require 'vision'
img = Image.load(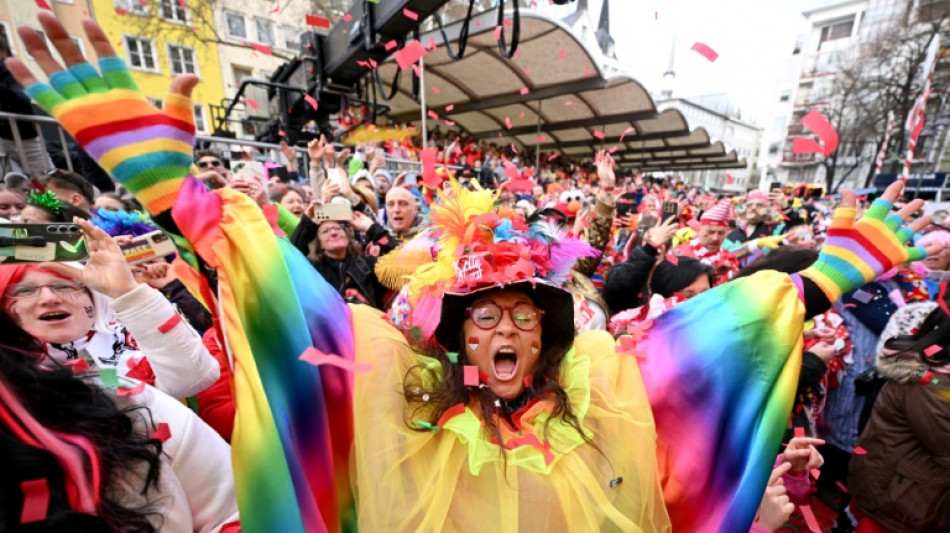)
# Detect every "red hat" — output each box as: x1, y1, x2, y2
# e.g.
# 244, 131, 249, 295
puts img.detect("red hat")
699, 199, 733, 227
